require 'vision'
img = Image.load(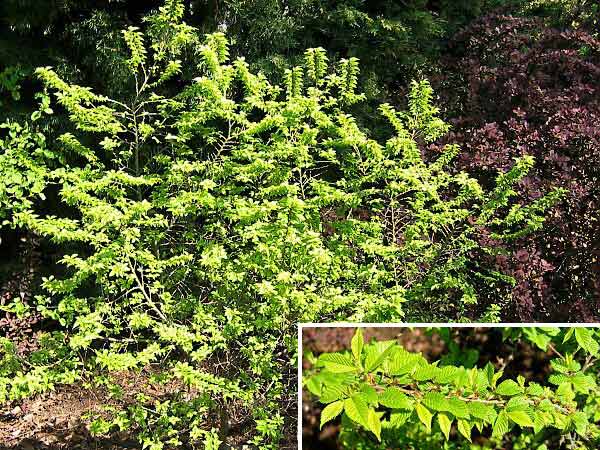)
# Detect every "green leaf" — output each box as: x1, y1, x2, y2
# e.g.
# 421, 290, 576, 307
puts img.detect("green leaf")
533, 410, 552, 434
320, 400, 344, 429
378, 388, 413, 410
447, 398, 469, 419
563, 328, 575, 344
550, 358, 580, 374
388, 412, 411, 428
495, 379, 523, 396
553, 411, 569, 430
386, 349, 427, 375
305, 377, 322, 396
435, 366, 461, 384
483, 362, 495, 385
457, 419, 472, 442
523, 328, 552, 351
359, 385, 378, 404
415, 403, 433, 432
437, 412, 452, 441
492, 410, 510, 439
422, 392, 449, 412
344, 395, 370, 429
469, 402, 495, 422
571, 411, 588, 436
320, 384, 347, 403
506, 396, 529, 412
548, 373, 570, 386
526, 382, 544, 396
508, 410, 534, 427
319, 353, 358, 373
367, 408, 382, 441
574, 328, 599, 356
351, 328, 364, 364
412, 364, 439, 381
571, 373, 596, 393
556, 382, 575, 403
365, 341, 396, 372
